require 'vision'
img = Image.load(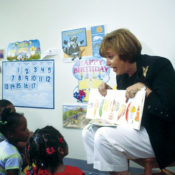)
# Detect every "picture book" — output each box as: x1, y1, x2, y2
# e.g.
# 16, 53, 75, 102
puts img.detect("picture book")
86, 88, 146, 130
